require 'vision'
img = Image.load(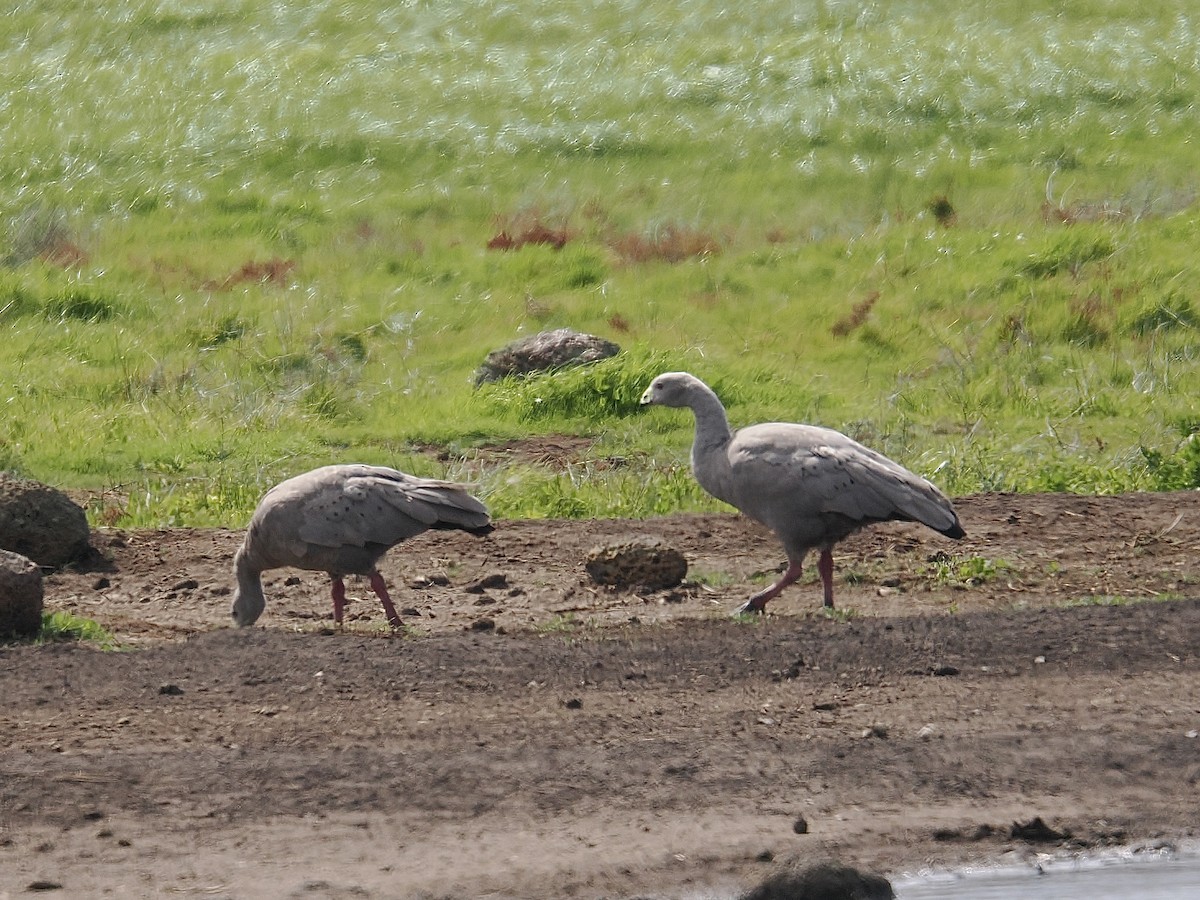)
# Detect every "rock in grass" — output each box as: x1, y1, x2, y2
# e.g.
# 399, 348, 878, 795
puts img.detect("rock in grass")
585, 536, 687, 590
0, 549, 44, 638
474, 328, 620, 385
740, 862, 894, 900
0, 474, 90, 568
